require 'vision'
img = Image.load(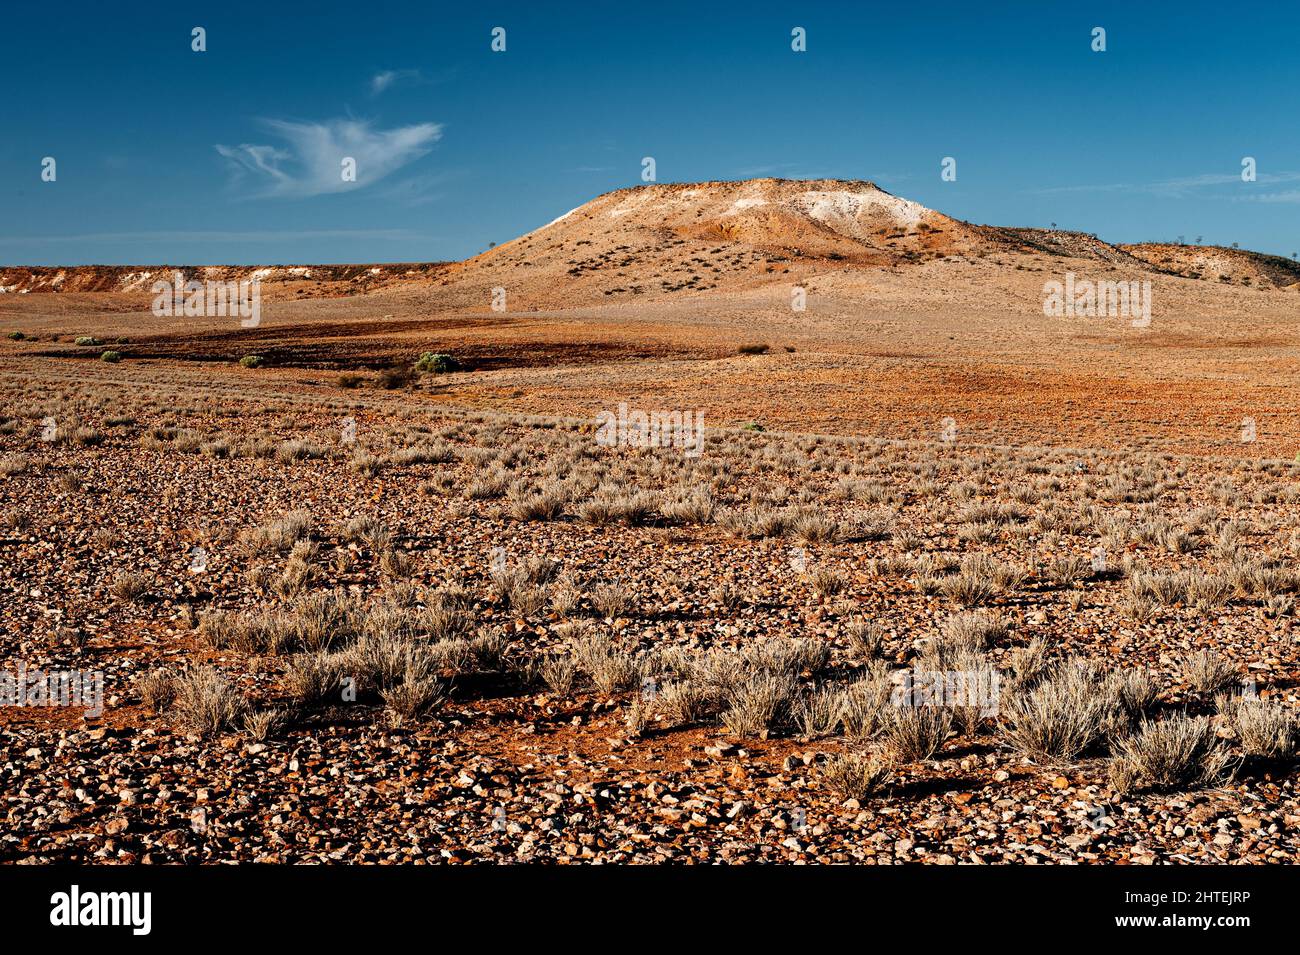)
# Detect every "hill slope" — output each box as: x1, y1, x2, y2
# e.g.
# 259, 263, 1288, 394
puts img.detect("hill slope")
5, 179, 1297, 308
1120, 243, 1300, 289
0, 263, 447, 297
406, 179, 1300, 307
434, 179, 989, 305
